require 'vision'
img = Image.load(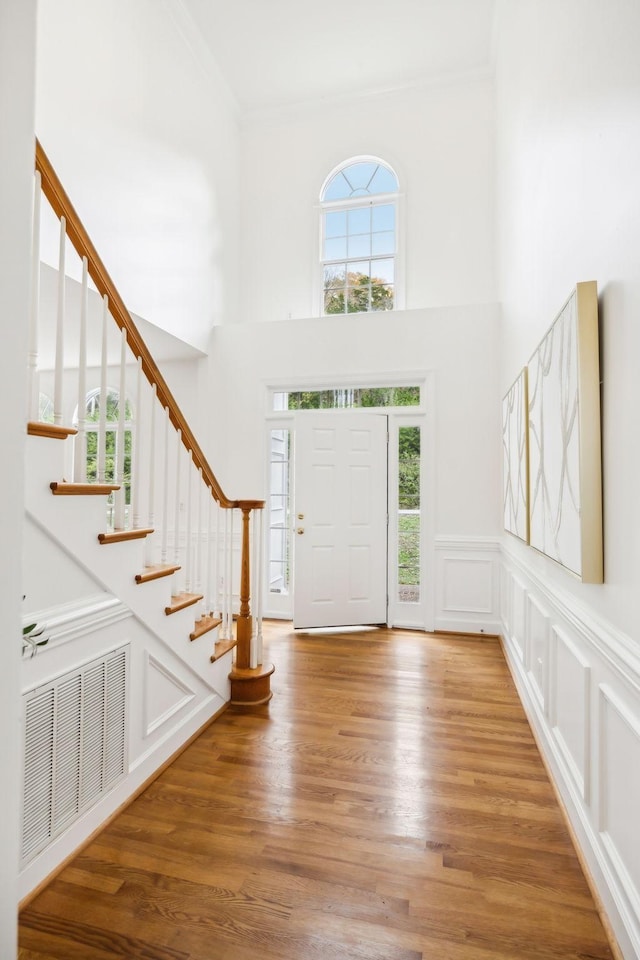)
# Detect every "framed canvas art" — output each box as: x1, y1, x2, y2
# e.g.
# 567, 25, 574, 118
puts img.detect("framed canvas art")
527, 281, 602, 582
503, 368, 529, 543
